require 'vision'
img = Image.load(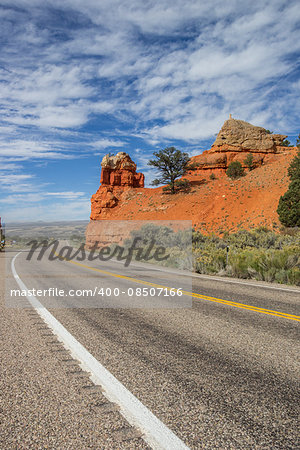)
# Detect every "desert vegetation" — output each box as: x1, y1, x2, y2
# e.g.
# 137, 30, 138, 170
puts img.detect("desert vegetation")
277, 139, 300, 227
162, 178, 191, 193
226, 161, 245, 179
125, 224, 300, 286
193, 227, 300, 285
244, 153, 254, 171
